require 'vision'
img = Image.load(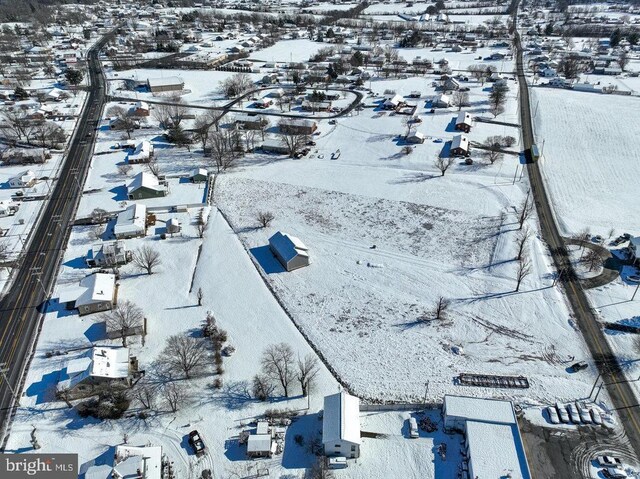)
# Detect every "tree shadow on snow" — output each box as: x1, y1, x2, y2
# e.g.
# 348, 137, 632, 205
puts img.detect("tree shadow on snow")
25, 370, 62, 404
110, 184, 128, 202
281, 413, 321, 469
78, 446, 116, 479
